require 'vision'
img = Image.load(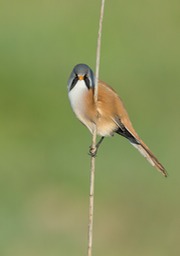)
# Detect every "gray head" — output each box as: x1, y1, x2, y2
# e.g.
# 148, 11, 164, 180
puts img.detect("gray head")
68, 64, 95, 91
